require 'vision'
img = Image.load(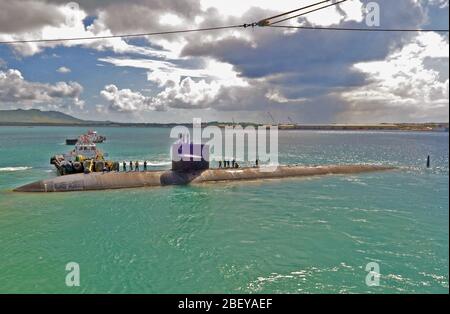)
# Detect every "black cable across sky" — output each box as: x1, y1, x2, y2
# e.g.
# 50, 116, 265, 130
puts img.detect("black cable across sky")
260, 0, 333, 22
0, 25, 244, 45
266, 0, 448, 32
268, 25, 450, 32
0, 0, 448, 45
0, 0, 334, 44
268, 0, 349, 25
